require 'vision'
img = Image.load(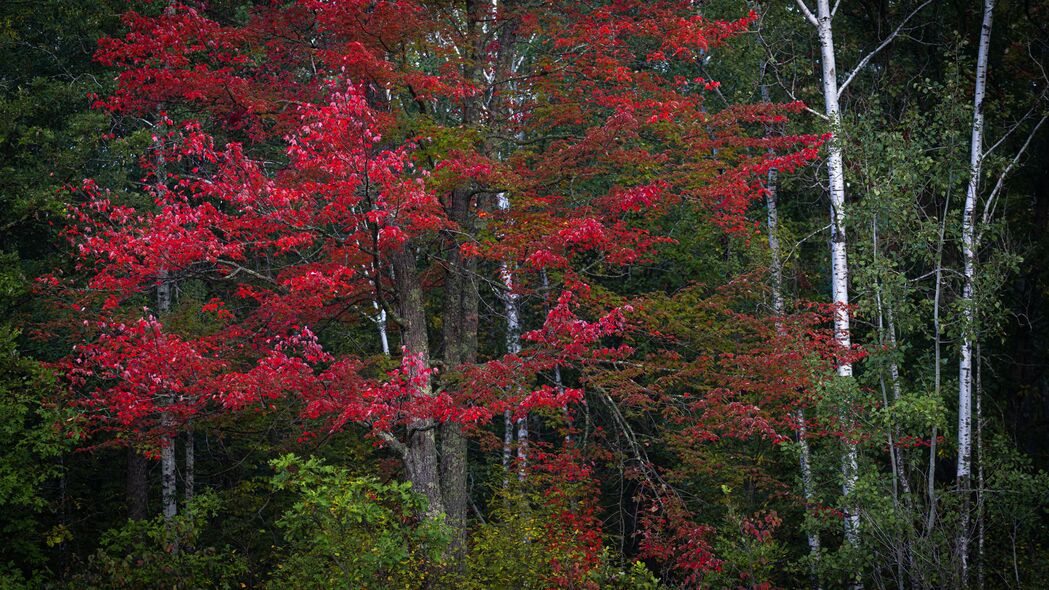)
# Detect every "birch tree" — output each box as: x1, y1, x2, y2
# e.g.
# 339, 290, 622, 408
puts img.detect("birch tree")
955, 0, 994, 580
793, 0, 862, 562
791, 4, 931, 573
759, 54, 822, 586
